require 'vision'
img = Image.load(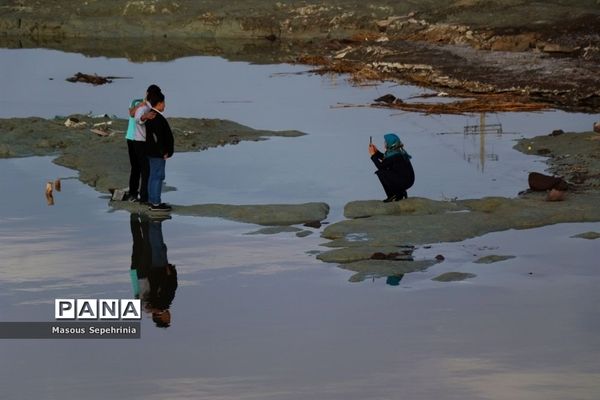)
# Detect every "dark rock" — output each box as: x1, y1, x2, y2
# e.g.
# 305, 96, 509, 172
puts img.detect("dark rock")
550, 129, 564, 136
528, 172, 568, 191
435, 254, 445, 261
375, 94, 402, 104
304, 221, 322, 229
